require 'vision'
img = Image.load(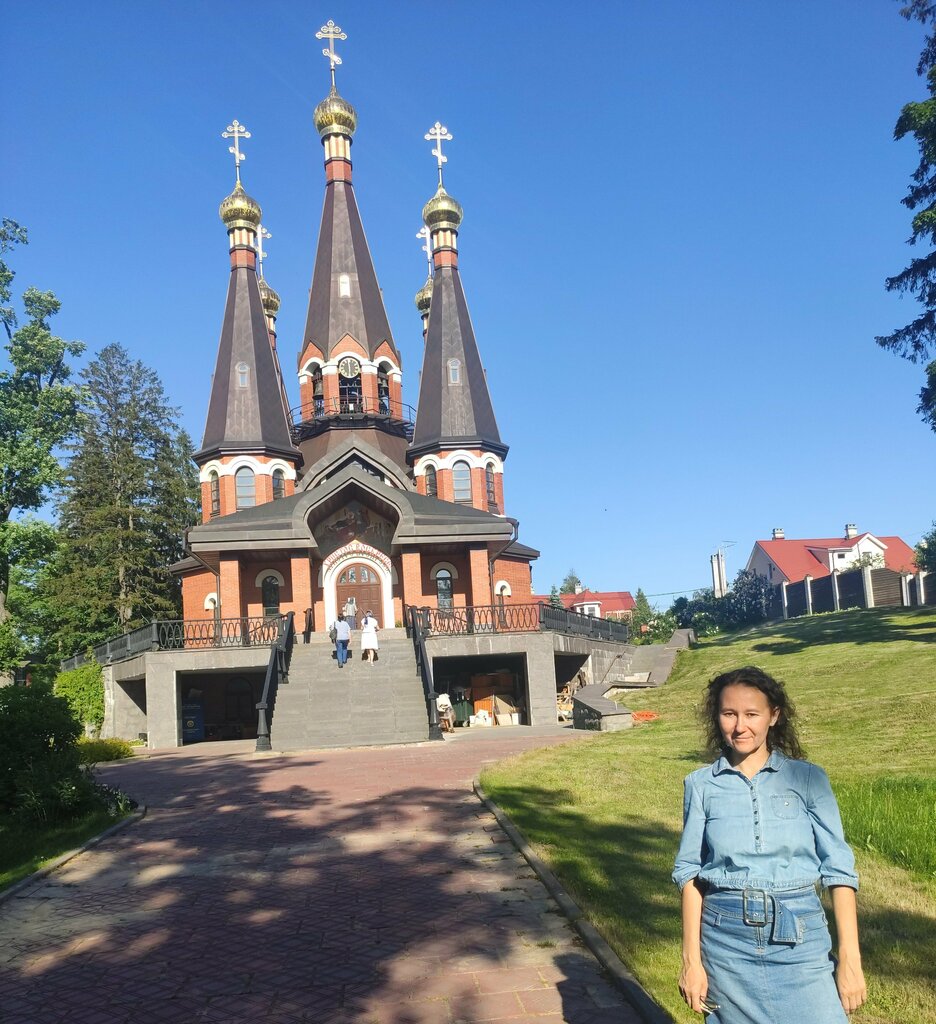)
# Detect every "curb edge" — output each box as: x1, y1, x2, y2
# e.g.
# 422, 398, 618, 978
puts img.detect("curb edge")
473, 776, 674, 1024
